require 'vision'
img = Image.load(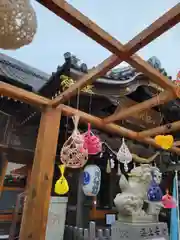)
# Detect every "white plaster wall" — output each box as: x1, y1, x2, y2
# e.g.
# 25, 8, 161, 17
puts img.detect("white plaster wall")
46, 197, 68, 240
6, 163, 25, 175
